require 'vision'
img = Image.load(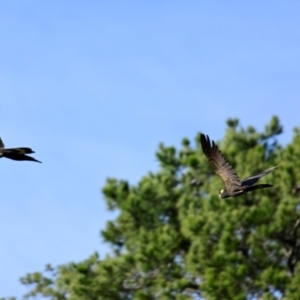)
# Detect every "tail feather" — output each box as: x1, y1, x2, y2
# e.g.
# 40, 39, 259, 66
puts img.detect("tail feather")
244, 184, 273, 192
4, 147, 35, 154
242, 166, 279, 186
